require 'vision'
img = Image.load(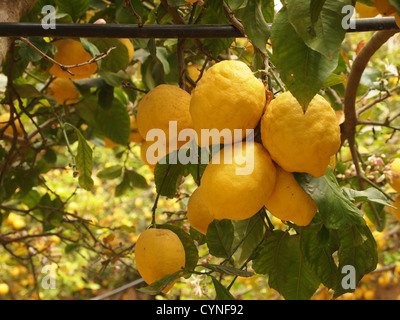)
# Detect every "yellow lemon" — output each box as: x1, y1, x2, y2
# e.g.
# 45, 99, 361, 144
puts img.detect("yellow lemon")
189, 60, 266, 147
329, 155, 336, 169
260, 91, 341, 177
135, 228, 185, 293
395, 12, 400, 28
129, 115, 144, 143
186, 187, 214, 235
0, 113, 23, 137
356, 2, 379, 18
200, 142, 276, 221
265, 165, 318, 226
186, 63, 202, 86
388, 194, 400, 222
49, 39, 97, 80
372, 0, 396, 16
118, 38, 134, 62
47, 78, 80, 105
233, 38, 254, 53
136, 84, 193, 144
0, 283, 9, 295
385, 158, 400, 193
